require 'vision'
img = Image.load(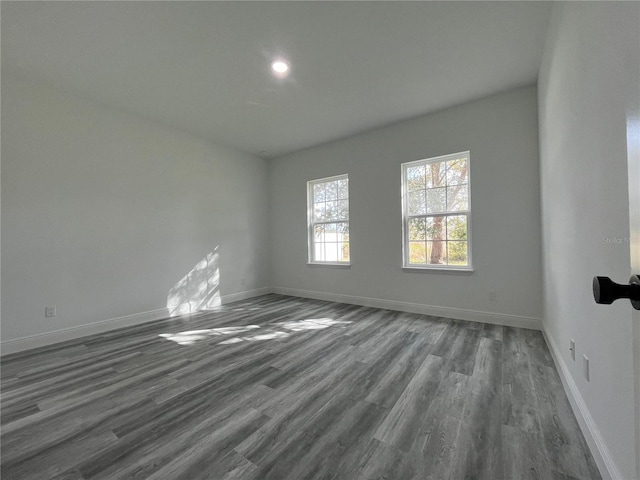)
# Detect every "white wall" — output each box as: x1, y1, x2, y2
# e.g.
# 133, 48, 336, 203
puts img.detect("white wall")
538, 3, 639, 478
1, 73, 270, 351
269, 86, 542, 327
